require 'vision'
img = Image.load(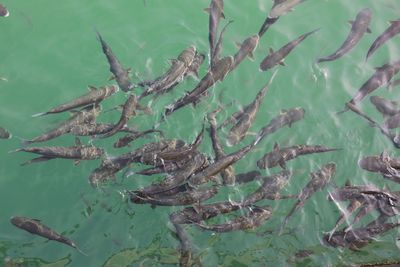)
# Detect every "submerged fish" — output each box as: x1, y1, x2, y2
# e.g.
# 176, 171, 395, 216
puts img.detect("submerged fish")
257, 143, 339, 169
317, 8, 372, 63
10, 216, 86, 255
370, 95, 400, 117
0, 127, 11, 139
194, 206, 272, 233
212, 20, 233, 68
113, 129, 163, 148
258, 0, 289, 37
205, 0, 225, 68
230, 35, 259, 71
96, 31, 134, 92
260, 29, 319, 71
366, 19, 400, 61
173, 223, 193, 267
32, 85, 117, 117
70, 123, 140, 136
12, 138, 103, 165
280, 163, 336, 234
0, 4, 9, 17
